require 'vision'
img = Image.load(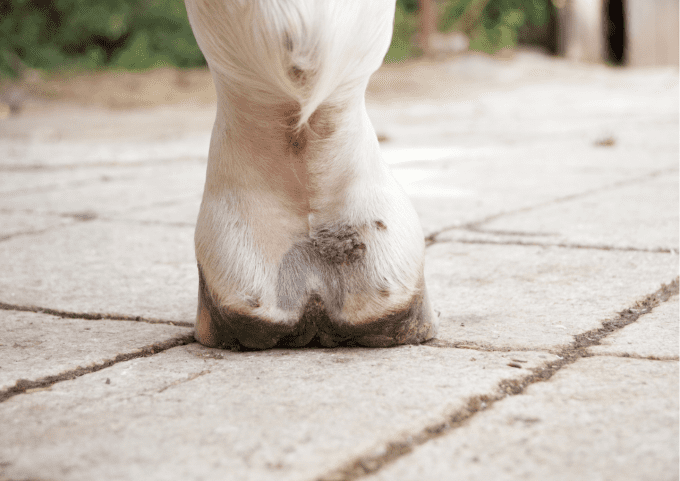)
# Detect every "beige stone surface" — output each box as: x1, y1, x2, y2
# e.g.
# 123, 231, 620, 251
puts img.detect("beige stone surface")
0, 55, 677, 481
0, 344, 555, 481
0, 310, 192, 391
0, 212, 75, 239
0, 161, 205, 219
0, 105, 213, 168
371, 62, 678, 236
389, 139, 678, 236
474, 173, 679, 251
366, 356, 679, 481
0, 167, 114, 196
0, 221, 197, 324
117, 196, 202, 225
426, 242, 678, 350
589, 295, 679, 359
